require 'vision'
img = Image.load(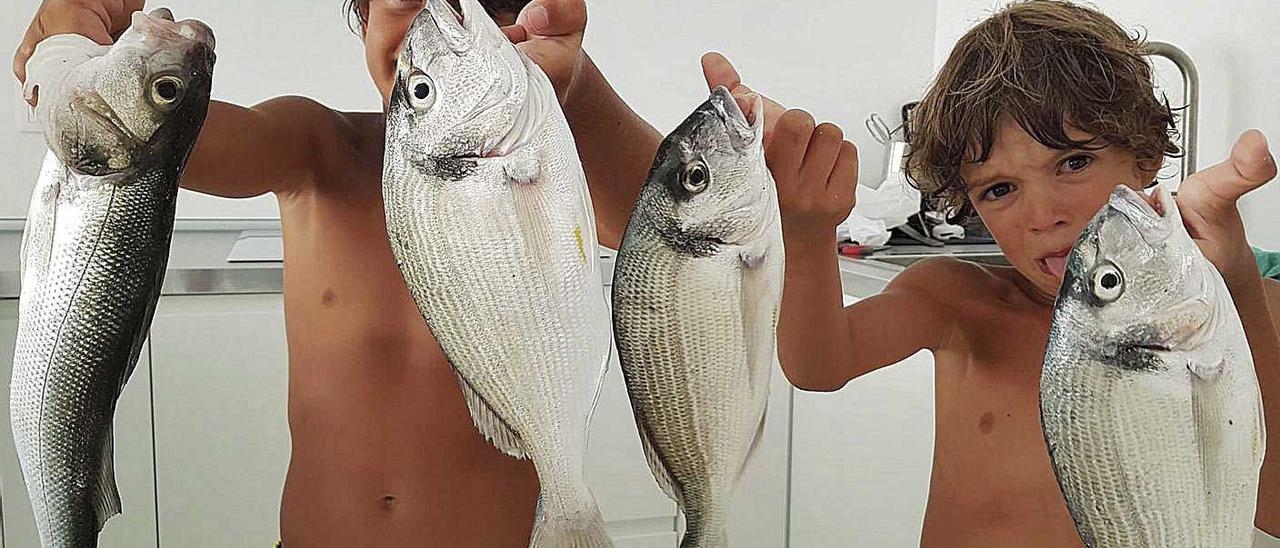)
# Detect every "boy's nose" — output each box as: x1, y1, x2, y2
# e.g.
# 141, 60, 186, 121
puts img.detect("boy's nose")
1026, 196, 1070, 234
